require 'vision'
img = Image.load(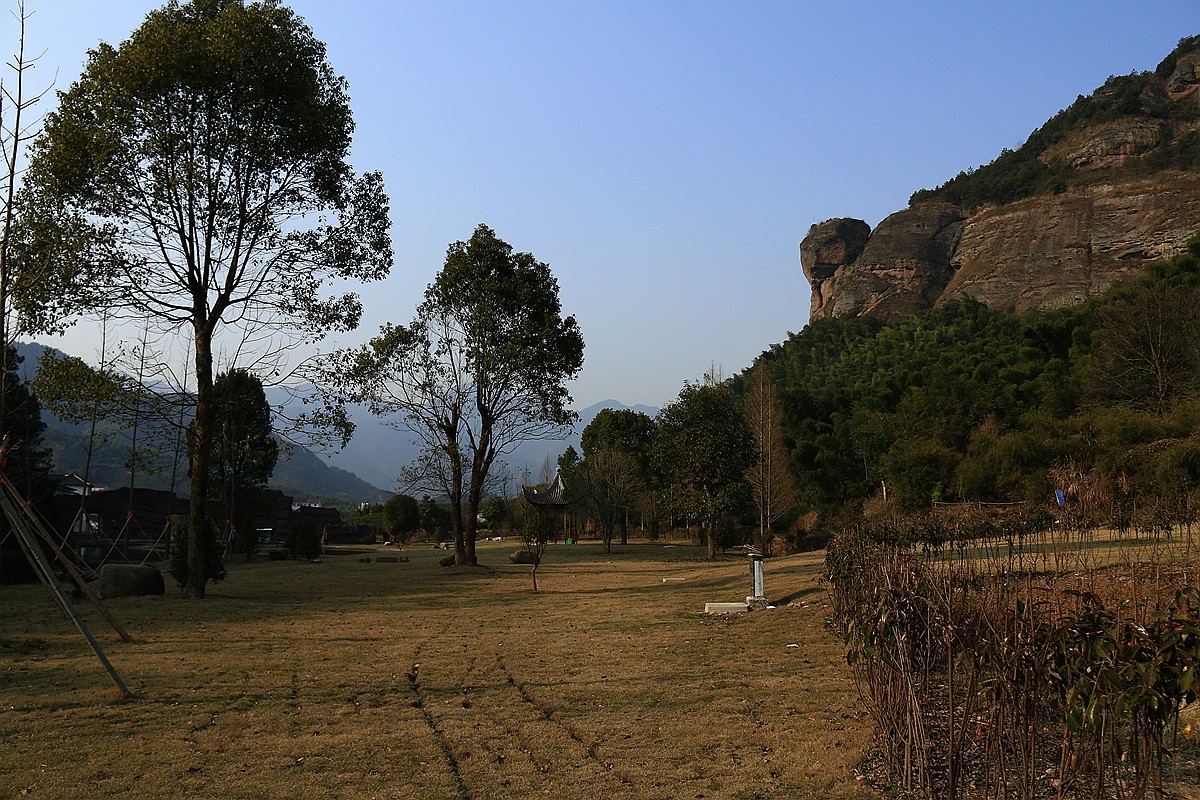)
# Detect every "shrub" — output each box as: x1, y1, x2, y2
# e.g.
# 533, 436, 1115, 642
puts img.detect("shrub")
795, 530, 833, 552
168, 518, 226, 590
288, 519, 322, 561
